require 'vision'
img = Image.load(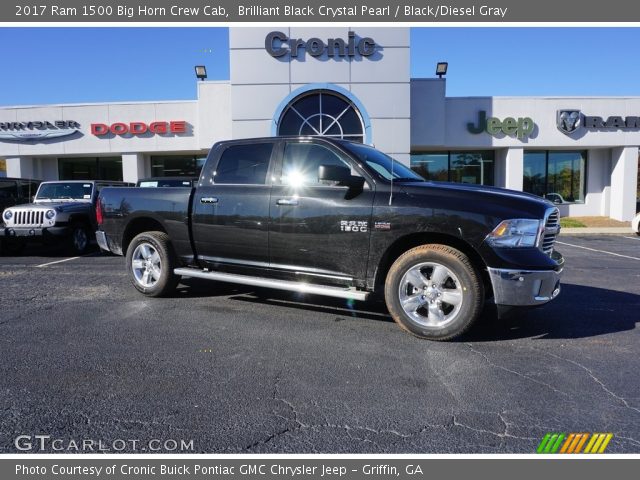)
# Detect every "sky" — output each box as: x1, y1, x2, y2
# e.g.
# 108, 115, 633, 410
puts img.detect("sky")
1, 27, 639, 106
